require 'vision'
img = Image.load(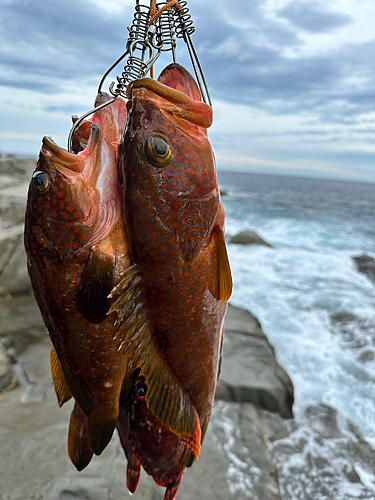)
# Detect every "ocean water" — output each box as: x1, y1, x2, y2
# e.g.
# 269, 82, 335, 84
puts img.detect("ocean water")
218, 171, 375, 444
